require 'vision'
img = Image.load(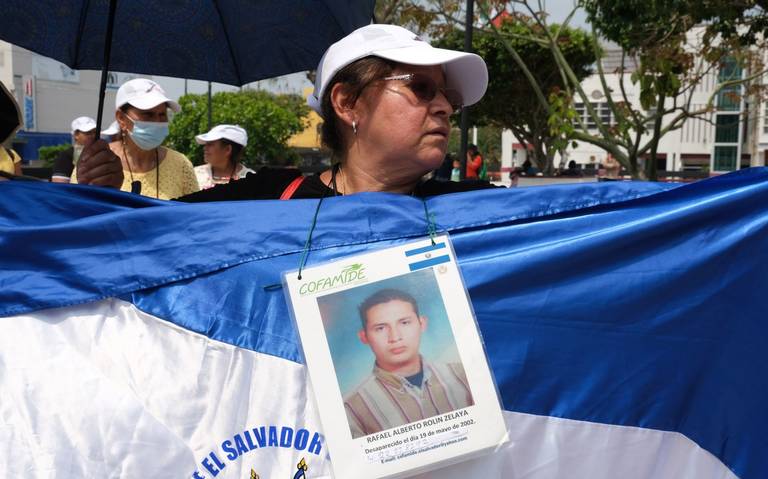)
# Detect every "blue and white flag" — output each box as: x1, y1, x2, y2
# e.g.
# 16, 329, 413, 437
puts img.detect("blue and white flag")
1, 169, 767, 478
